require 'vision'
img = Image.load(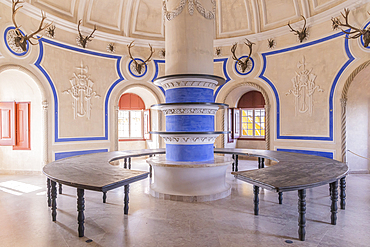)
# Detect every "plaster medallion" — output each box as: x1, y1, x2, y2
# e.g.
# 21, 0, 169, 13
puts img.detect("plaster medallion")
163, 0, 215, 21
286, 56, 323, 116
234, 56, 254, 76
63, 62, 100, 119
5, 27, 28, 55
